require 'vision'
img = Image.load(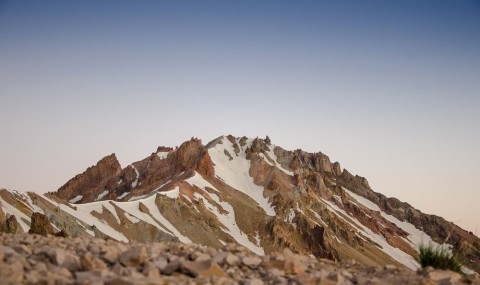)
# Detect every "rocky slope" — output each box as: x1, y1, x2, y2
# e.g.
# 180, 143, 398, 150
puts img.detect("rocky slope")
1, 233, 478, 285
1, 135, 479, 274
